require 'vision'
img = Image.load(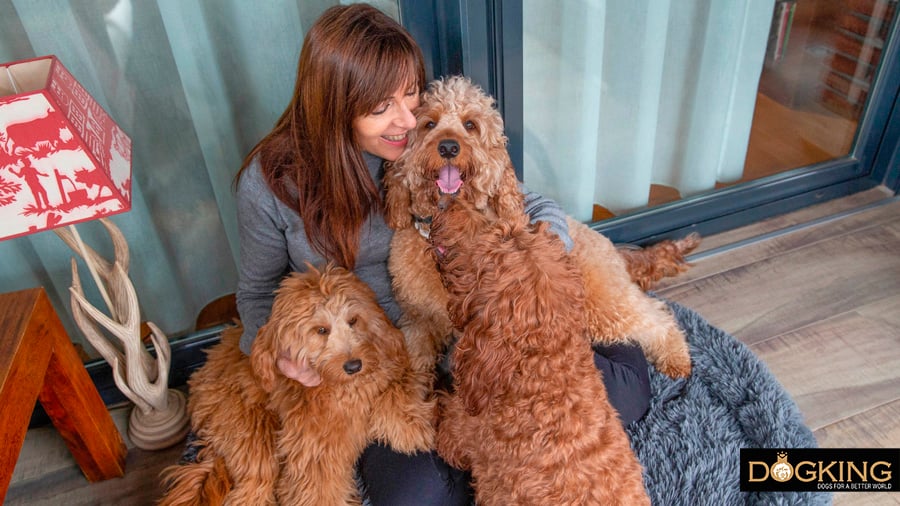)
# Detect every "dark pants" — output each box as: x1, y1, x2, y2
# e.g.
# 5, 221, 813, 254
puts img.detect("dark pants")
358, 342, 651, 506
